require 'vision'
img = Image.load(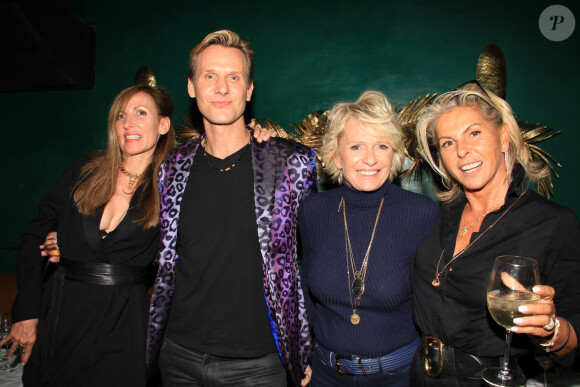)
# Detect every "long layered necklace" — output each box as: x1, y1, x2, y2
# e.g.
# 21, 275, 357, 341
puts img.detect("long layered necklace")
340, 196, 384, 325
432, 189, 528, 287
